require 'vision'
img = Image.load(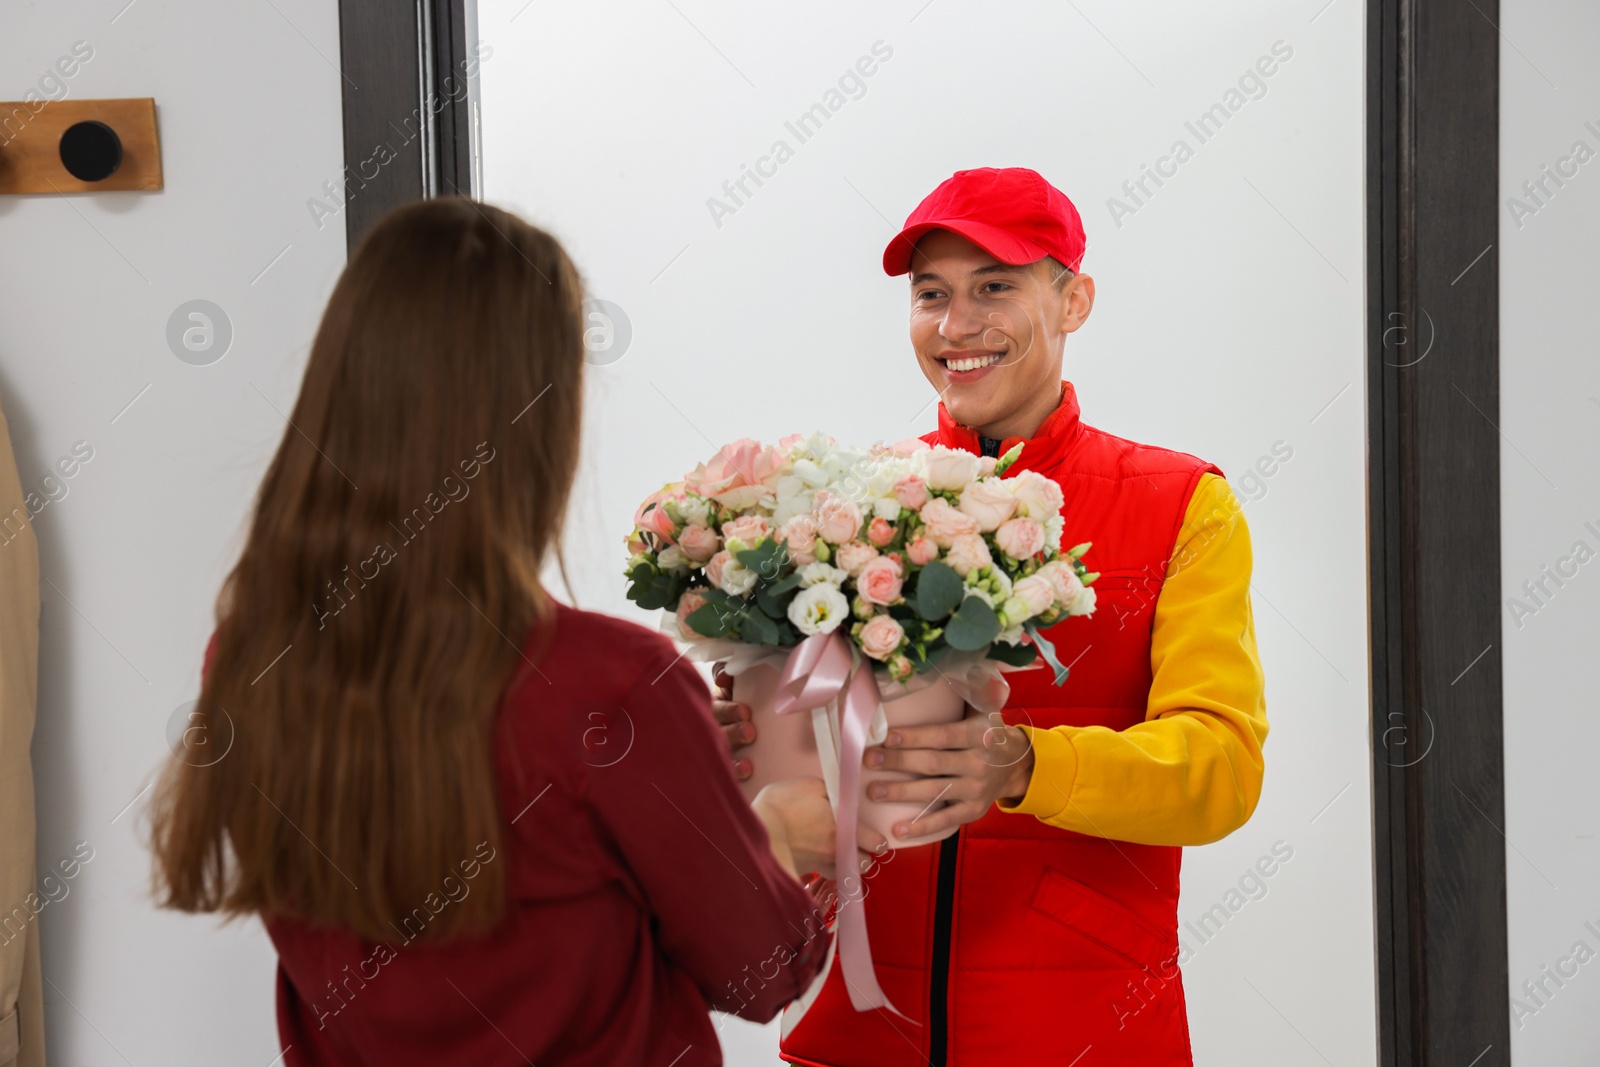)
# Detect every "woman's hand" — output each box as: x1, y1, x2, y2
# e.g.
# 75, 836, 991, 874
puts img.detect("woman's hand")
751, 778, 892, 881
752, 777, 833, 878
711, 663, 756, 781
